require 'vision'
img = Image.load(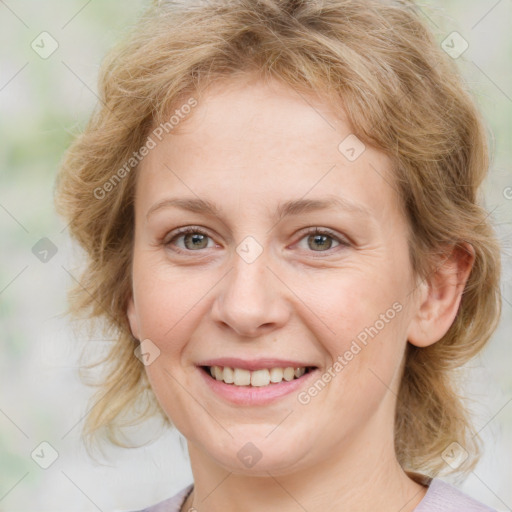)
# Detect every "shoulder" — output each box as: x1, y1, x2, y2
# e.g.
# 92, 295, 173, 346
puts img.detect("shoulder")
415, 478, 497, 512
129, 483, 193, 512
